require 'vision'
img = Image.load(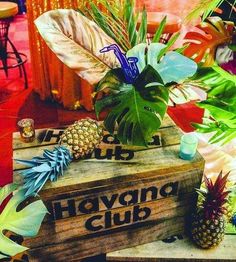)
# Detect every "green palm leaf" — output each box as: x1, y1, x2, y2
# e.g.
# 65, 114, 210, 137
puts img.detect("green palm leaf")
81, 0, 148, 52
185, 0, 225, 22
192, 65, 236, 145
